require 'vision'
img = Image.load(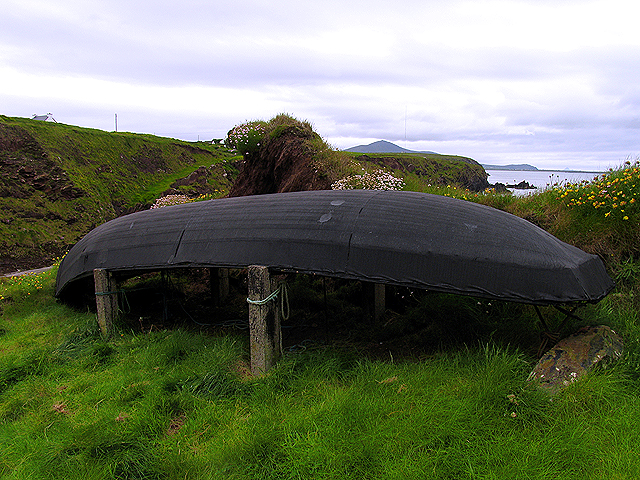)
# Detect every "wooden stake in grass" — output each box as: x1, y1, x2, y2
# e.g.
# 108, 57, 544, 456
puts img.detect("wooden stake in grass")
94, 268, 117, 338
364, 282, 386, 322
209, 267, 229, 306
247, 265, 282, 376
